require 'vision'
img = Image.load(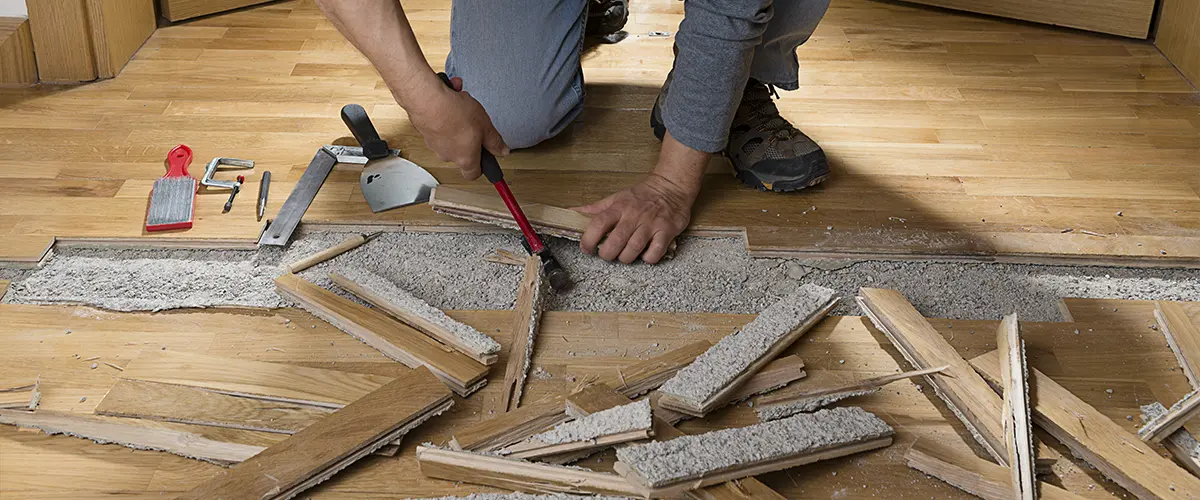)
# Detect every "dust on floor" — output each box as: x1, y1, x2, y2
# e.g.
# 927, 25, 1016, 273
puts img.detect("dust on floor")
3, 227, 1198, 321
